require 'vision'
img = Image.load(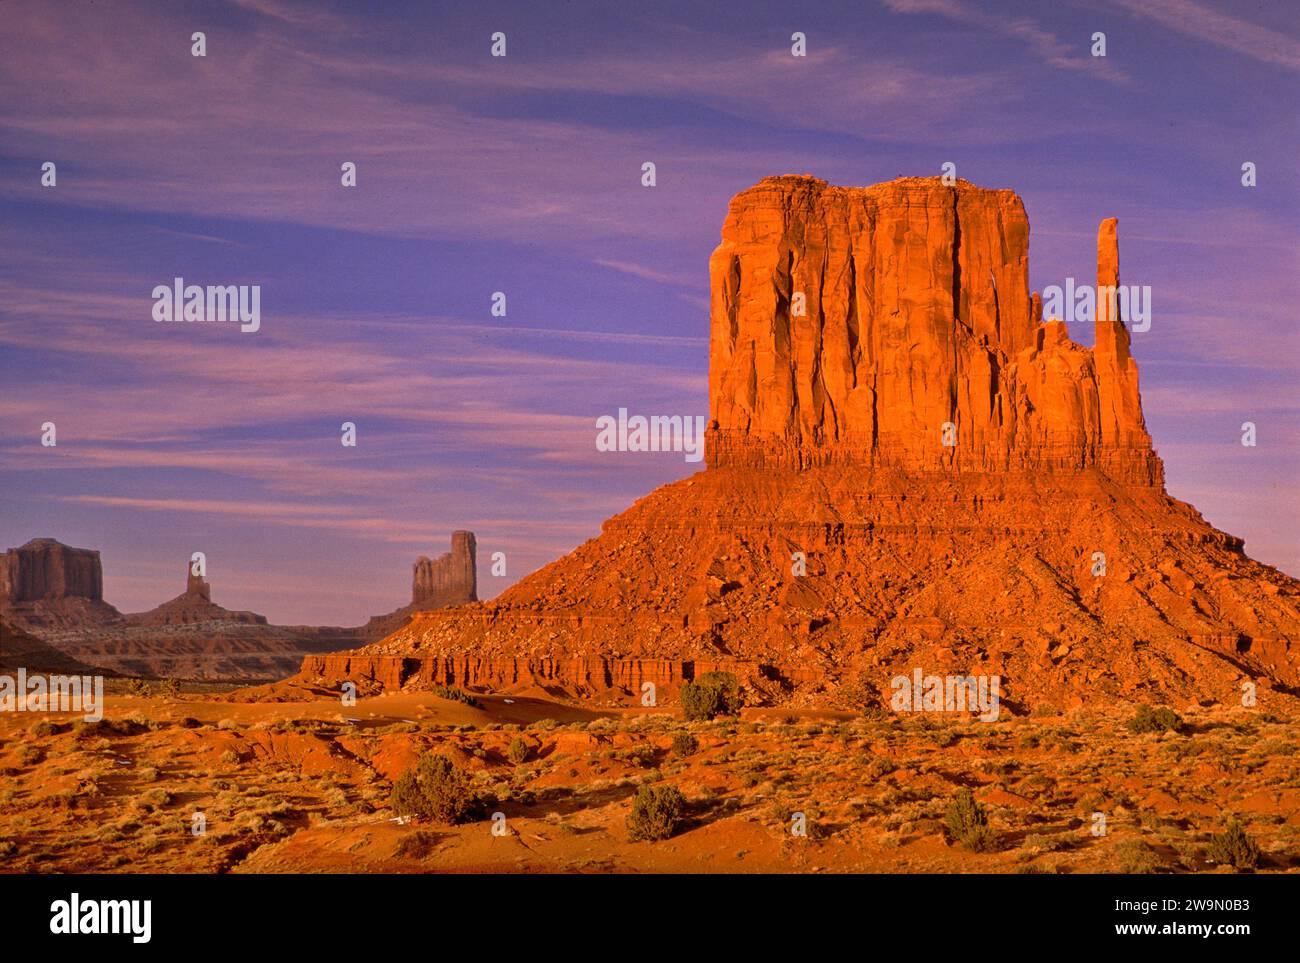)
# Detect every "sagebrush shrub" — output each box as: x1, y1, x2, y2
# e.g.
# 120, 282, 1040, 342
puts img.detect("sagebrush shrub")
1127, 705, 1183, 734
1206, 821, 1260, 871
1114, 838, 1161, 874
507, 737, 530, 764
394, 829, 439, 859
390, 753, 483, 825
945, 788, 997, 852
626, 784, 684, 841
680, 671, 741, 721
